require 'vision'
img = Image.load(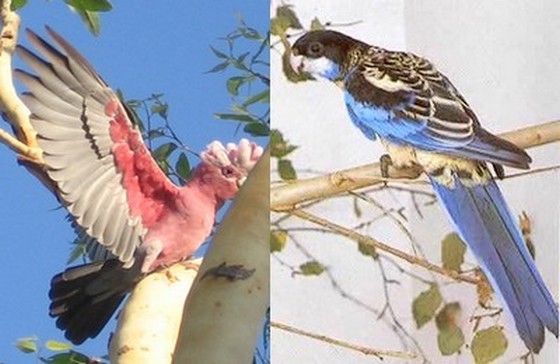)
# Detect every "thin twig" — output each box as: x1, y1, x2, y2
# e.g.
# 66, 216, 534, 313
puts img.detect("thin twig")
271, 321, 418, 360
289, 208, 479, 284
